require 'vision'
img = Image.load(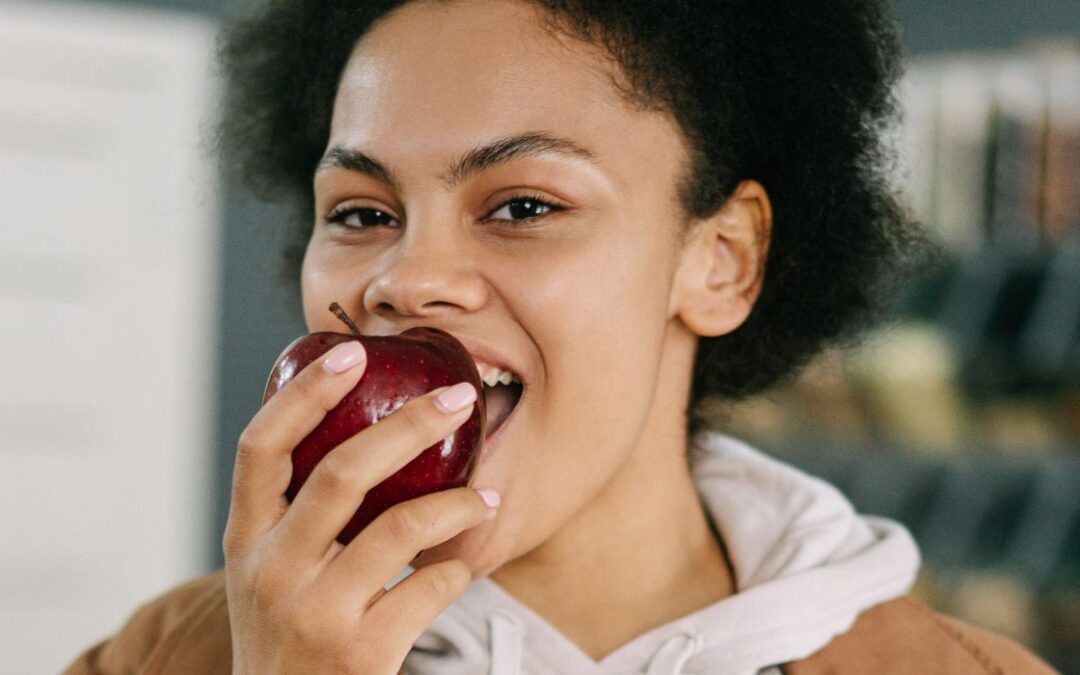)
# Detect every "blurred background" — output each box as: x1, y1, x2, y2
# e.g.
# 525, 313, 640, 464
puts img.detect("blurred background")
0, 0, 1077, 672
